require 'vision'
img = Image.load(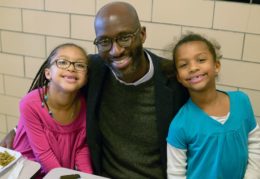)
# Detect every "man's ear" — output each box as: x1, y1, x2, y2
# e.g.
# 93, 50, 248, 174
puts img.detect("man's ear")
140, 26, 146, 44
